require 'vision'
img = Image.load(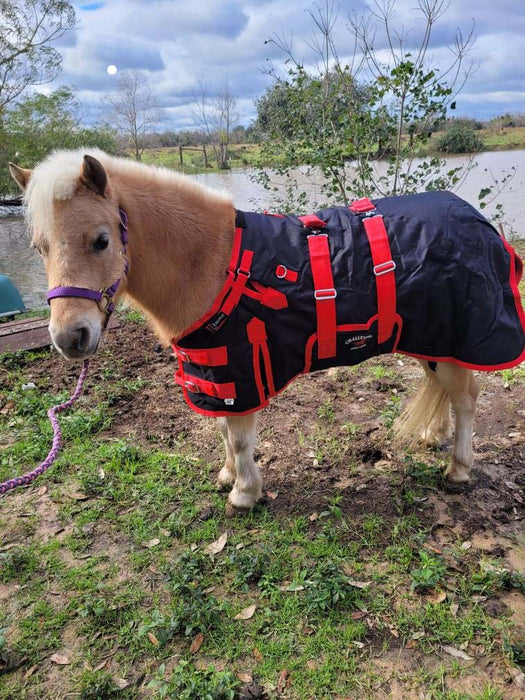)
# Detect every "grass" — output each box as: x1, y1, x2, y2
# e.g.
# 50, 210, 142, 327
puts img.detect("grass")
0, 329, 524, 698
